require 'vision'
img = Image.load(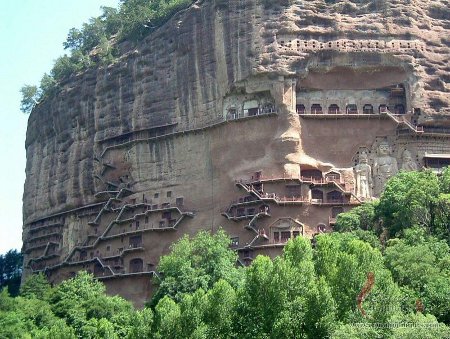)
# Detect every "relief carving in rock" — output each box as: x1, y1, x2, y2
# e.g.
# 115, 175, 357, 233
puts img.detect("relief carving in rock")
372, 140, 398, 196
354, 150, 373, 200
401, 149, 418, 171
